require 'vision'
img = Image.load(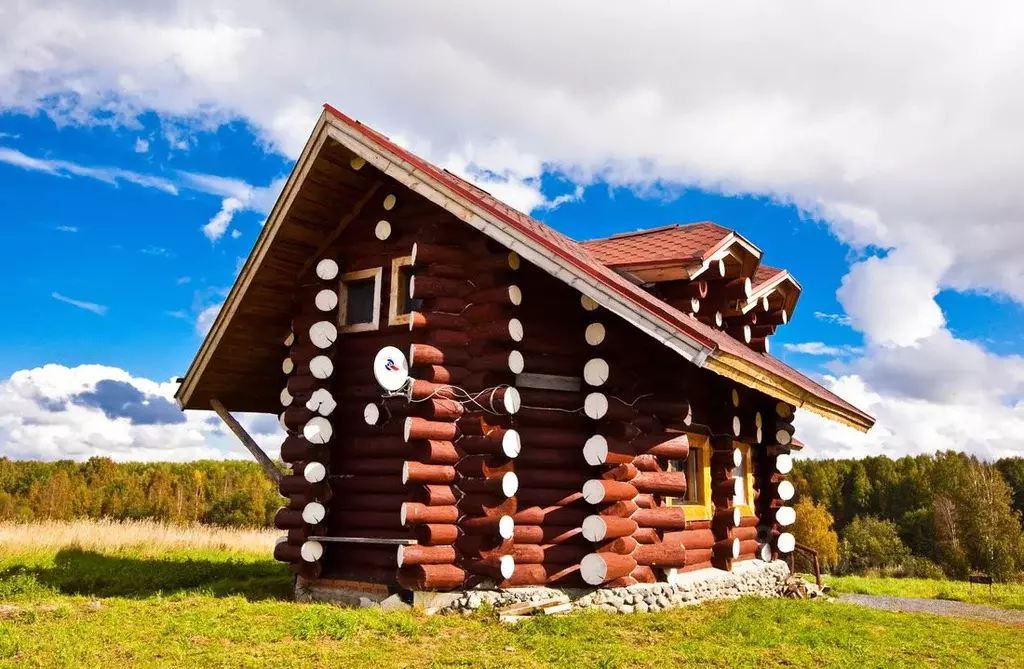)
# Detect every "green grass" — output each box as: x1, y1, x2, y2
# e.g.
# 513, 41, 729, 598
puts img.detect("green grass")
821, 575, 1024, 611
1, 541, 1022, 667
